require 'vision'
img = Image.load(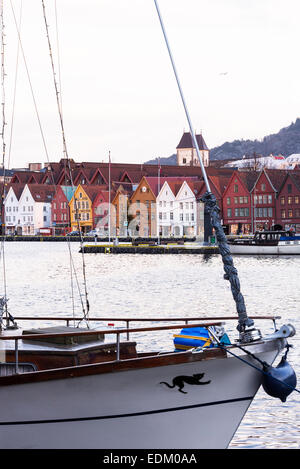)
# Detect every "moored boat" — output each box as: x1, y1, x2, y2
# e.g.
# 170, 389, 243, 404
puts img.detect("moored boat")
228, 231, 300, 255
0, 315, 296, 449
